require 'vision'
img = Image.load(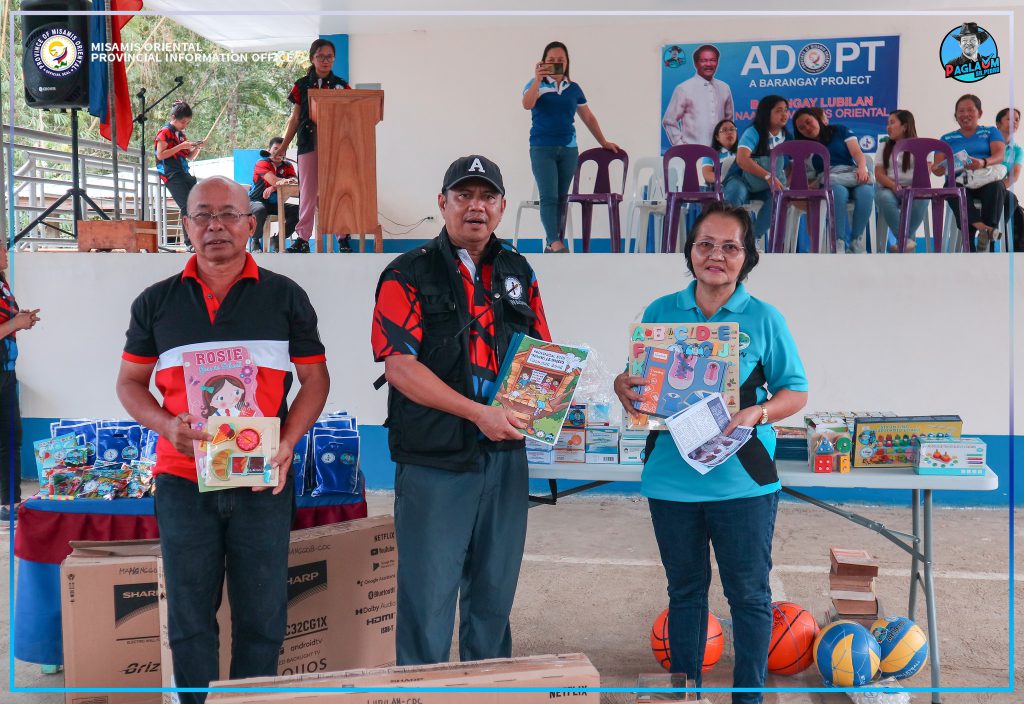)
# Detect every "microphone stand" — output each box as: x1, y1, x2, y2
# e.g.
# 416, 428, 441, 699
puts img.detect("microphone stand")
134, 76, 183, 222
